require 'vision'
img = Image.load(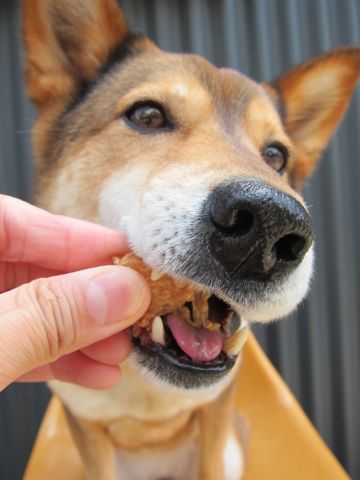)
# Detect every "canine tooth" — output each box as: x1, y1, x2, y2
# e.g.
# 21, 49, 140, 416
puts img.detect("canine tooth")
150, 269, 165, 282
236, 319, 249, 333
223, 326, 250, 356
151, 316, 165, 346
